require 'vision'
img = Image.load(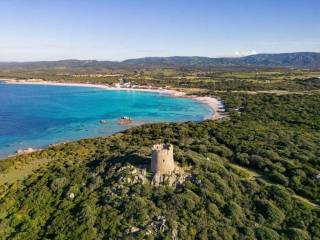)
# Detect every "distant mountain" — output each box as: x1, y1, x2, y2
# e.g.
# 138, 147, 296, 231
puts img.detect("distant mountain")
240, 52, 320, 68
122, 56, 220, 66
0, 52, 319, 70
123, 52, 320, 68
0, 59, 119, 70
